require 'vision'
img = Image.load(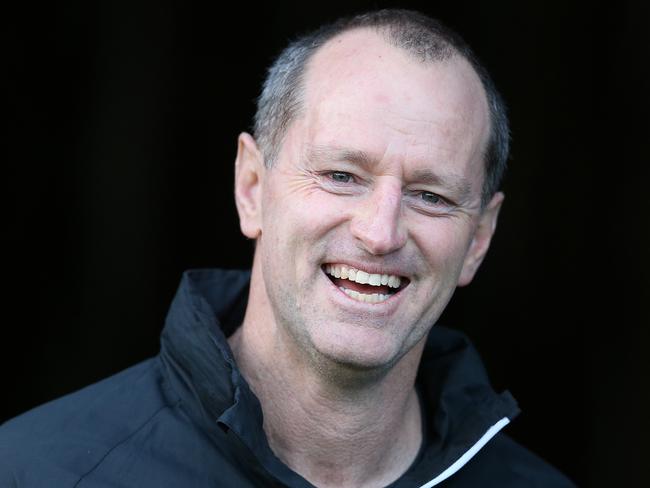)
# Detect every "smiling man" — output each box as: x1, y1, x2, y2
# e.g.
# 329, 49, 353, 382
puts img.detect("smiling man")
226, 10, 574, 487
1, 9, 575, 488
